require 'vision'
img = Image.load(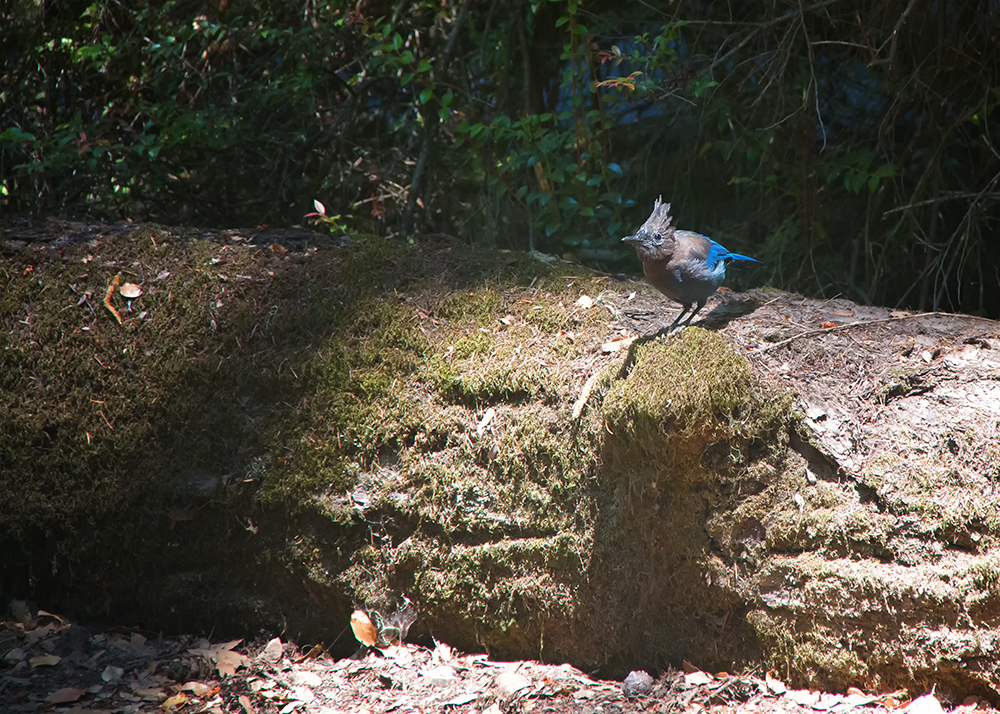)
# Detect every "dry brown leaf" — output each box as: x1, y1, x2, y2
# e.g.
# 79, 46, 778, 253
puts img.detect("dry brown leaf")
29, 654, 61, 667
181, 681, 214, 697
788, 689, 821, 707
904, 693, 944, 714
238, 694, 255, 714
46, 687, 84, 703
602, 336, 636, 353
188, 639, 248, 677
262, 637, 283, 661
684, 671, 712, 687
765, 672, 786, 695
135, 686, 166, 701
350, 610, 378, 646
36, 609, 68, 625
163, 692, 189, 710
